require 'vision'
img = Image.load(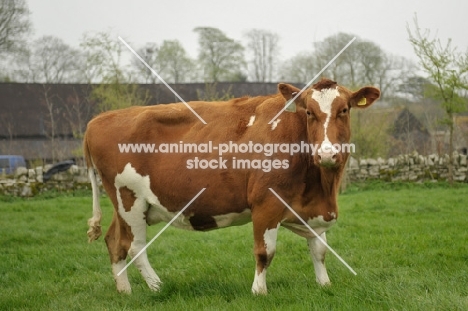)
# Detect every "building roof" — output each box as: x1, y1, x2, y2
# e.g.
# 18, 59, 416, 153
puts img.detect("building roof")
0, 82, 292, 161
